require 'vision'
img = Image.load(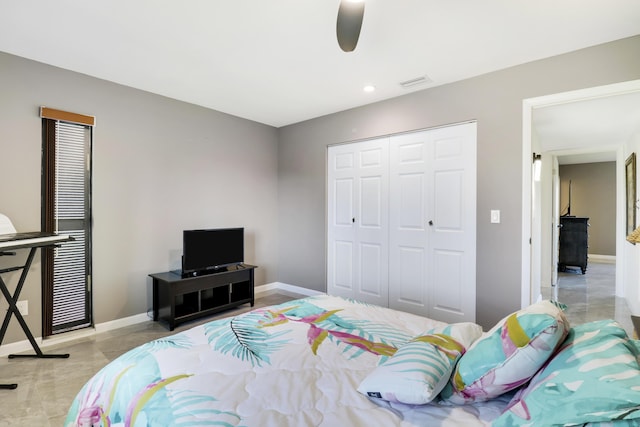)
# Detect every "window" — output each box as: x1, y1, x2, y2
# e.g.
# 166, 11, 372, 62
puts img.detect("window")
41, 107, 94, 336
